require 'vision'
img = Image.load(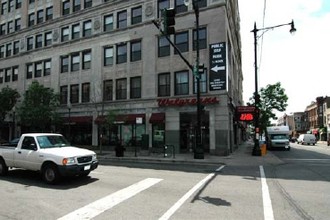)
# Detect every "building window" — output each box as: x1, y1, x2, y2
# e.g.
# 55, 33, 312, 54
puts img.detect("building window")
5, 68, 11, 82
13, 41, 19, 55
35, 34, 43, 48
158, 0, 169, 18
116, 43, 127, 64
130, 77, 141, 99
16, 0, 22, 9
193, 27, 207, 50
45, 32, 52, 46
28, 13, 35, 27
83, 20, 92, 37
35, 62, 42, 78
103, 80, 113, 101
175, 31, 189, 54
26, 63, 33, 79
175, 0, 188, 13
61, 26, 69, 42
0, 46, 4, 58
60, 86, 68, 105
8, 0, 14, 12
7, 21, 13, 34
73, 0, 81, 12
158, 36, 170, 57
130, 40, 141, 62
131, 6, 142, 25
15, 18, 21, 31
12, 66, 18, 81
1, 3, 7, 15
62, 0, 70, 15
82, 50, 91, 70
72, 24, 80, 39
82, 83, 90, 102
61, 56, 69, 73
117, 10, 127, 29
6, 43, 12, 57
84, 0, 92, 8
116, 78, 127, 100
29, 0, 35, 4
0, 70, 3, 83
193, 69, 207, 93
175, 71, 189, 95
197, 0, 207, 8
70, 84, 79, 103
46, 6, 53, 21
104, 14, 113, 32
0, 24, 5, 36
71, 53, 80, 71
104, 47, 113, 66
44, 59, 51, 76
158, 73, 170, 97
27, 37, 33, 50
37, 10, 44, 24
